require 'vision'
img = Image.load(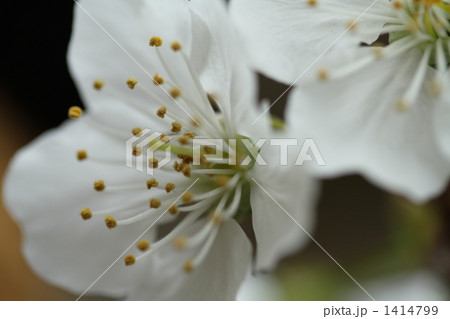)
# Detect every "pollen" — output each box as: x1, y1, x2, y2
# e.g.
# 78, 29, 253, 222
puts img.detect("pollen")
94, 180, 106, 192
393, 1, 403, 9
137, 239, 150, 251
170, 87, 182, 98
157, 106, 167, 118
68, 106, 83, 119
126, 77, 138, 89
346, 20, 357, 31
191, 118, 201, 127
153, 73, 164, 85
317, 69, 329, 81
132, 146, 142, 156
132, 127, 143, 136
182, 192, 193, 204
173, 236, 187, 249
148, 158, 159, 168
93, 79, 104, 90
150, 198, 161, 209
183, 260, 194, 273
181, 165, 191, 178
124, 254, 136, 266
160, 134, 170, 142
168, 205, 179, 215
165, 183, 176, 193
171, 41, 182, 51
149, 36, 163, 47
146, 178, 159, 189
183, 132, 195, 138
80, 208, 92, 220
77, 150, 88, 161
171, 121, 182, 133
373, 47, 384, 59
105, 215, 117, 229
212, 214, 223, 226
178, 136, 190, 145
307, 0, 318, 6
